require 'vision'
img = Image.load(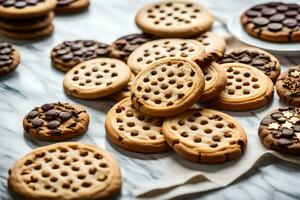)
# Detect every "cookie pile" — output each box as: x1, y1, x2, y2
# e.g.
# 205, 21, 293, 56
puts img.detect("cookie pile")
0, 0, 57, 40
